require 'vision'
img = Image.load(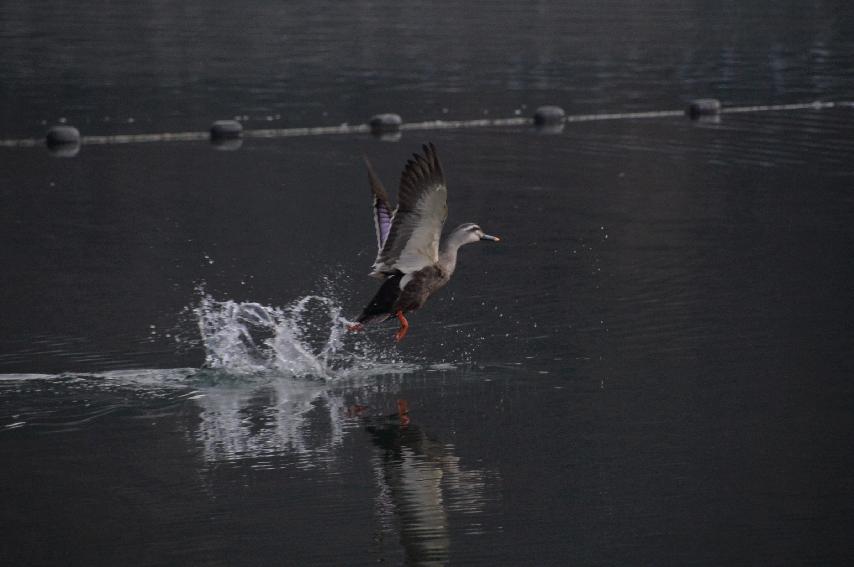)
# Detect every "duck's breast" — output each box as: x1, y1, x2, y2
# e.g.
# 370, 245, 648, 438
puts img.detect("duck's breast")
395, 265, 449, 312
